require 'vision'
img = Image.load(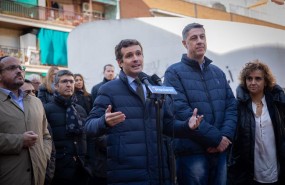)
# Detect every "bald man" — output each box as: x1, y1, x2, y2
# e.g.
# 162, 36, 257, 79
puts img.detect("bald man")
0, 56, 52, 185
